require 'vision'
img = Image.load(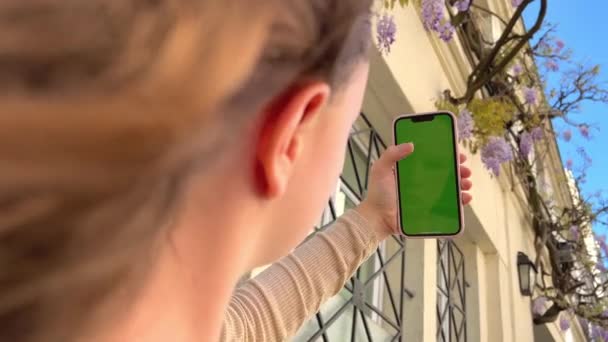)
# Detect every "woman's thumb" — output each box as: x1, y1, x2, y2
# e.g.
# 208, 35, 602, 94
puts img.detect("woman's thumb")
374, 143, 414, 173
